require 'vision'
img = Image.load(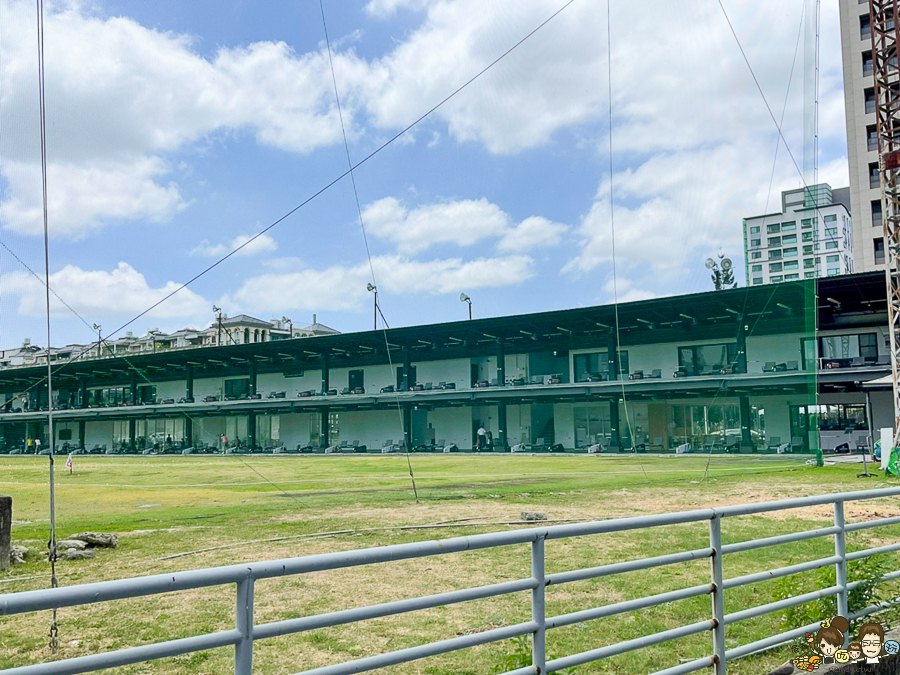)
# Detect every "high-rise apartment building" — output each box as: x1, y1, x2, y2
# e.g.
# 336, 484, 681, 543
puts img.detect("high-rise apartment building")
839, 0, 887, 272
743, 184, 853, 286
